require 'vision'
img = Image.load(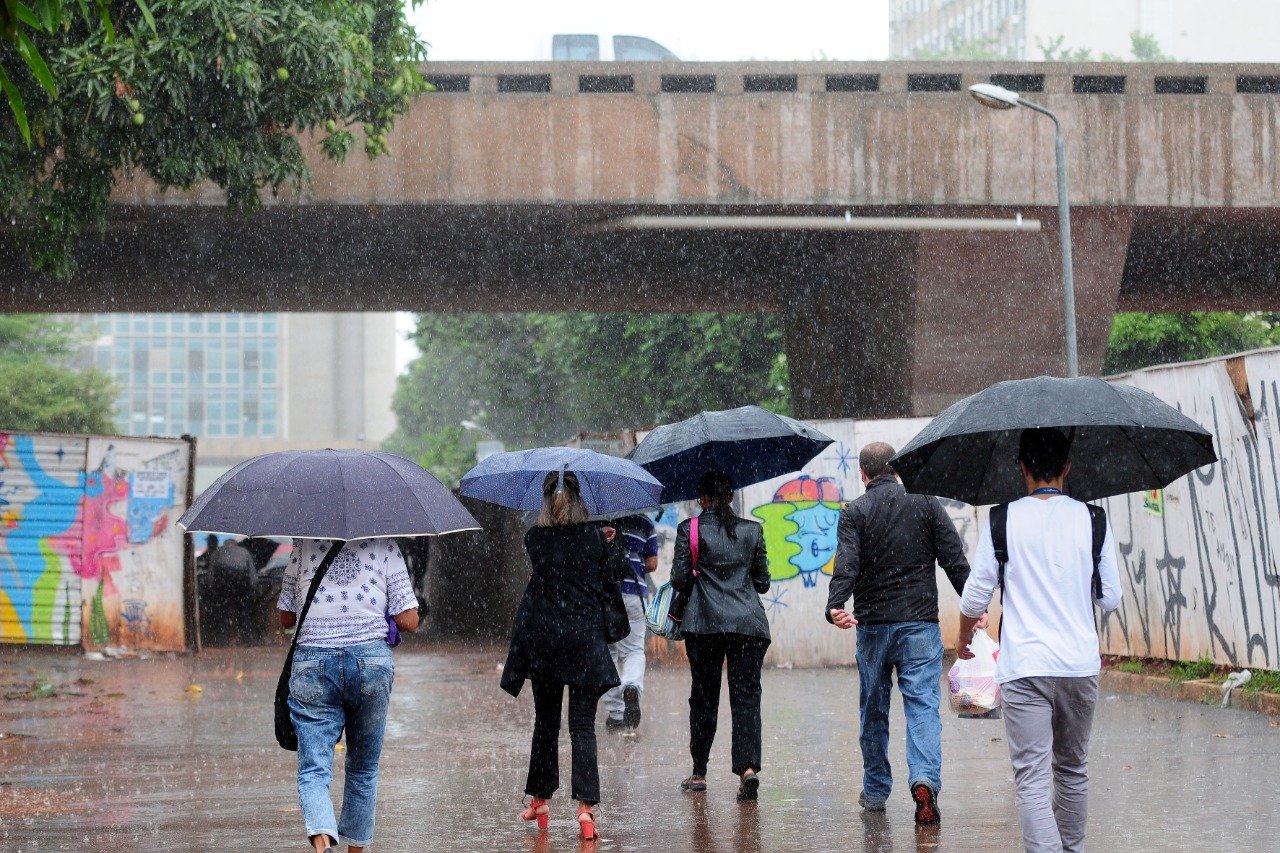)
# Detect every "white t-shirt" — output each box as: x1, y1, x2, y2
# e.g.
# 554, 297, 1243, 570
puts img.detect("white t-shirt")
277, 537, 417, 648
959, 495, 1123, 684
